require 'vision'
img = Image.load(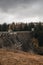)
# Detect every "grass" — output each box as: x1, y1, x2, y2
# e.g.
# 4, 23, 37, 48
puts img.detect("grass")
0, 49, 43, 65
